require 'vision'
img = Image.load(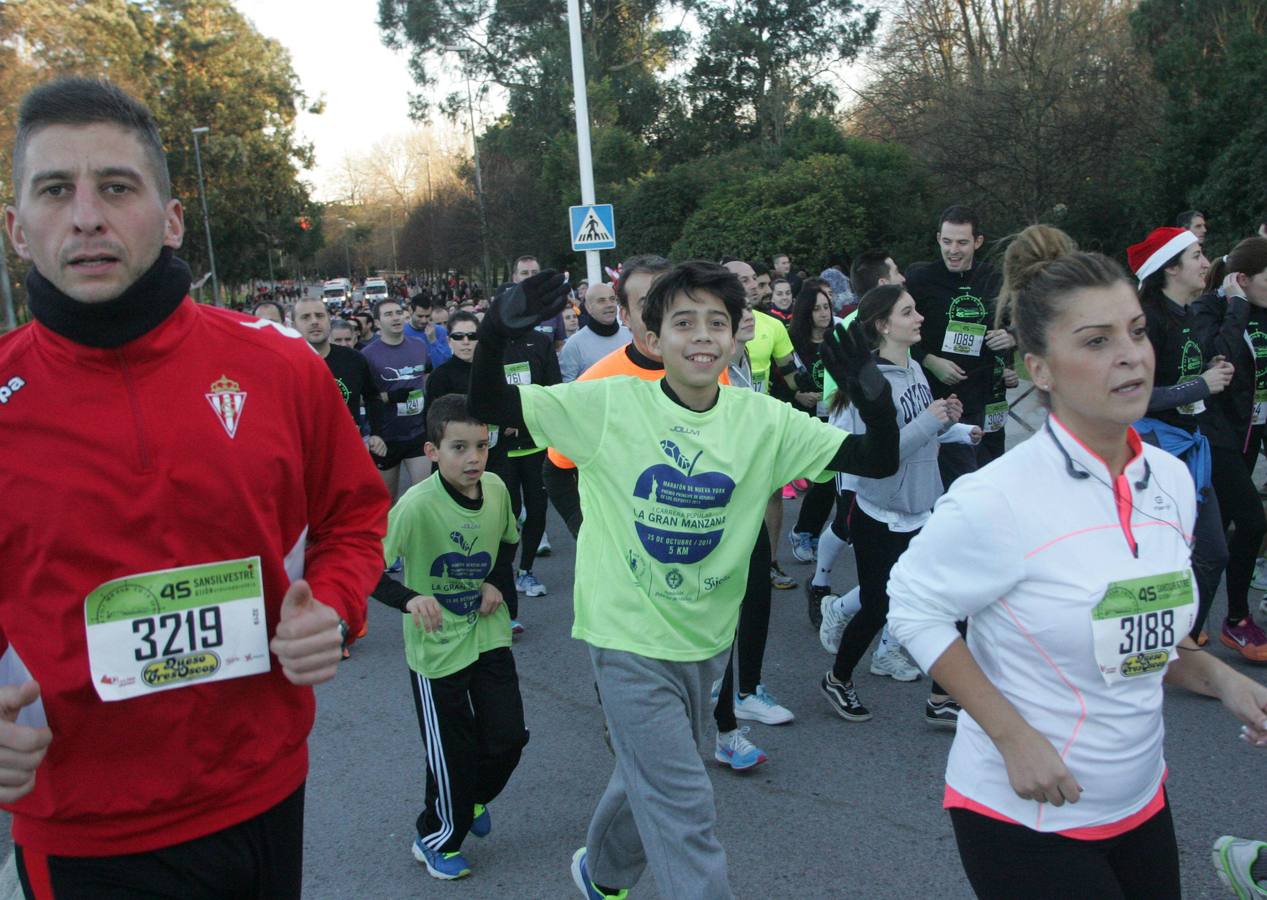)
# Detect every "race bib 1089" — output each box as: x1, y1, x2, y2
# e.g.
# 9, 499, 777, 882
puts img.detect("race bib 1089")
85, 558, 271, 701
1091, 570, 1195, 685
940, 321, 985, 357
